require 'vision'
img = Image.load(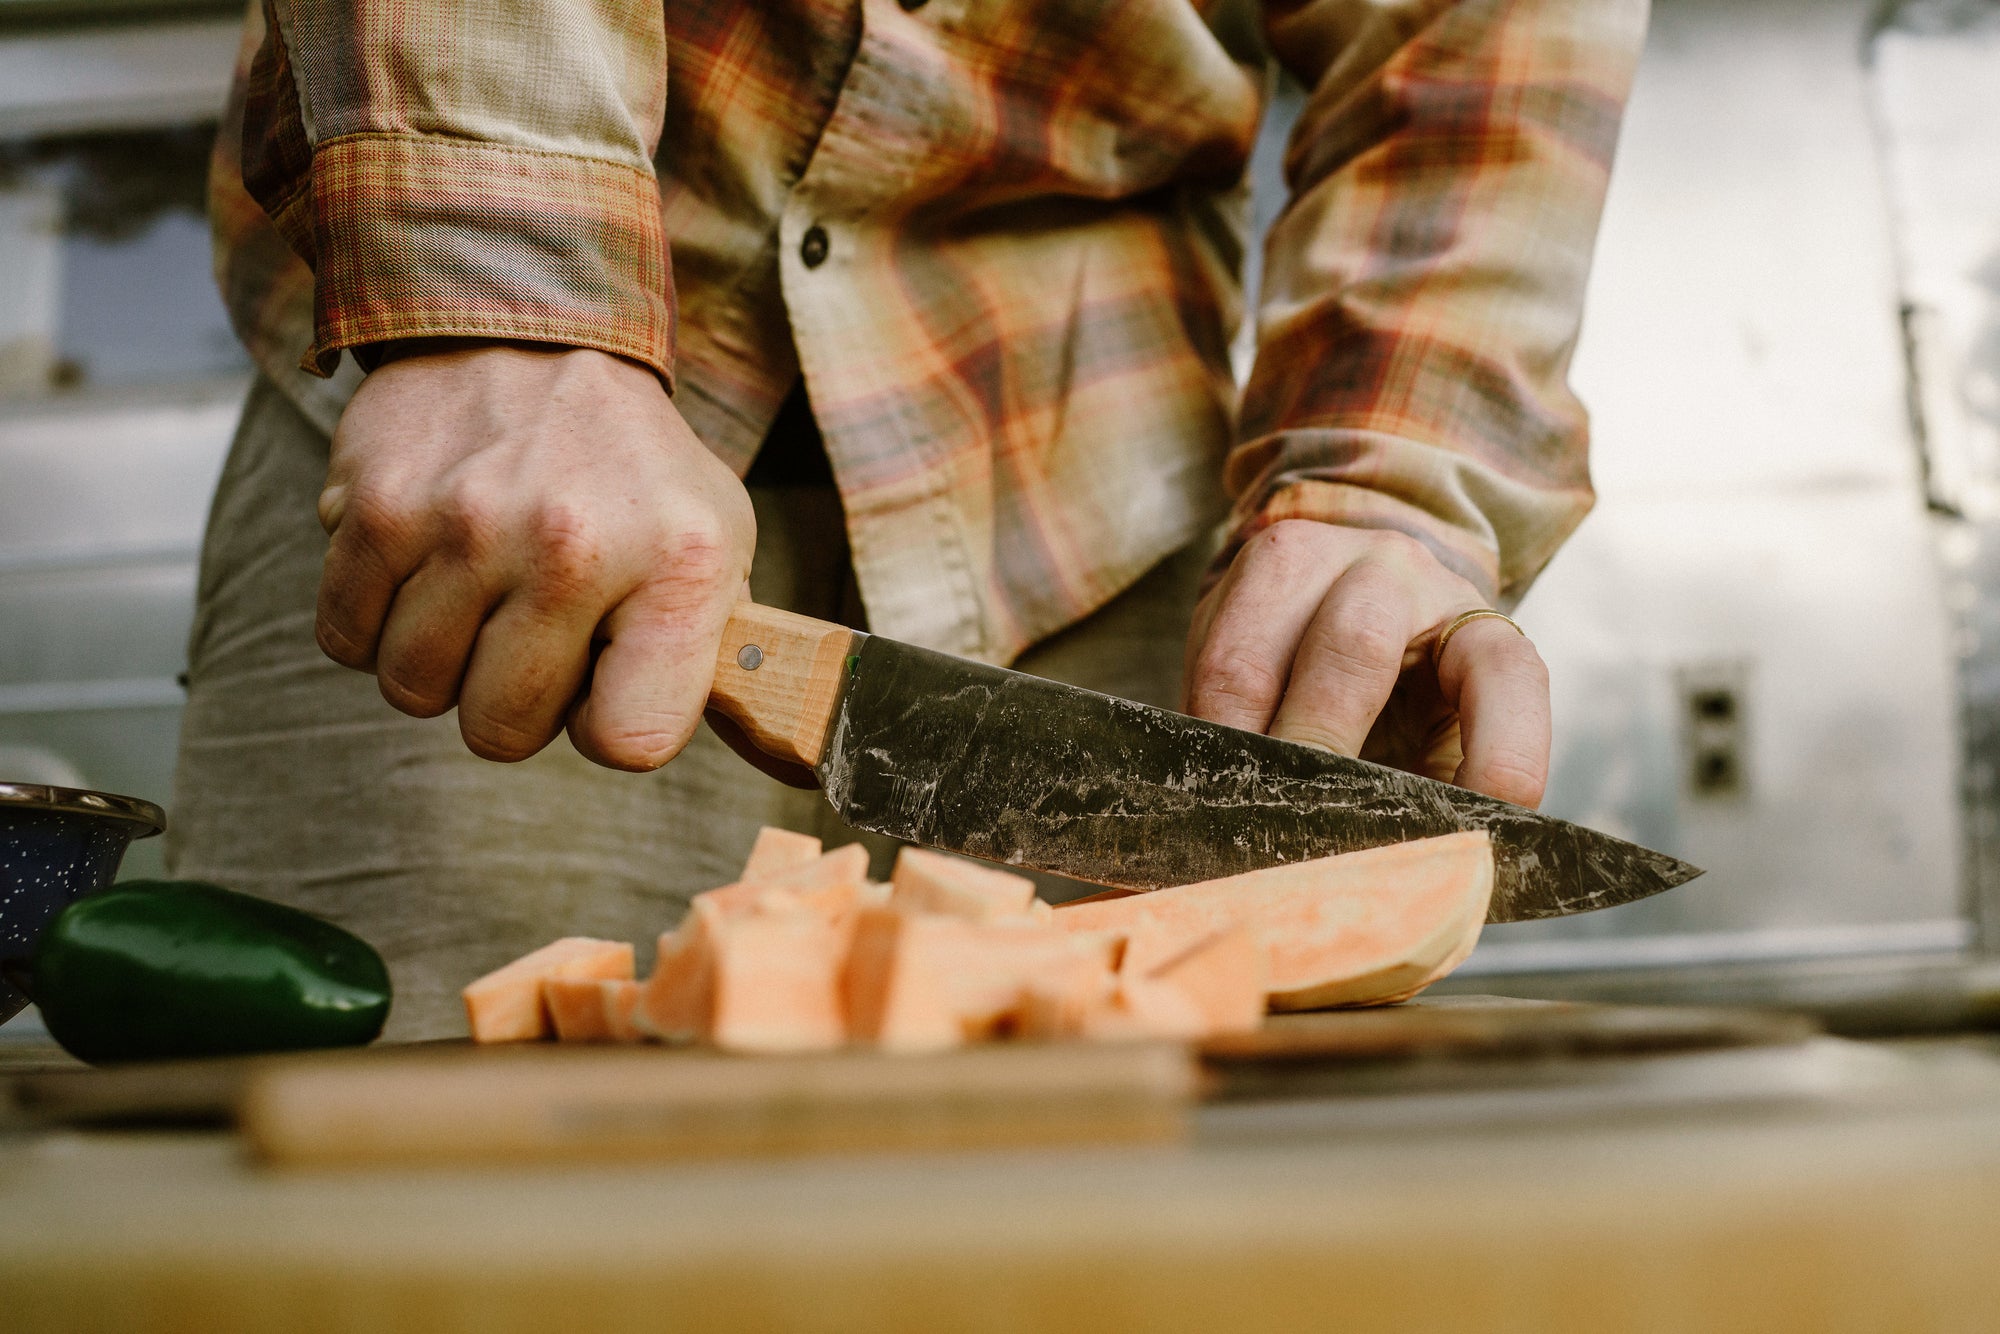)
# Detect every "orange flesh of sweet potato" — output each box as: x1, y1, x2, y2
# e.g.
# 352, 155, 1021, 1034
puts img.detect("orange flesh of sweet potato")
706, 910, 848, 1054
741, 825, 824, 880
1054, 831, 1493, 1010
698, 843, 872, 917
544, 977, 644, 1043
1144, 927, 1265, 1034
463, 937, 635, 1043
544, 976, 616, 1042
599, 979, 645, 1043
888, 847, 1038, 922
843, 908, 1118, 1050
634, 902, 723, 1042
1083, 976, 1212, 1041
842, 909, 967, 1053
